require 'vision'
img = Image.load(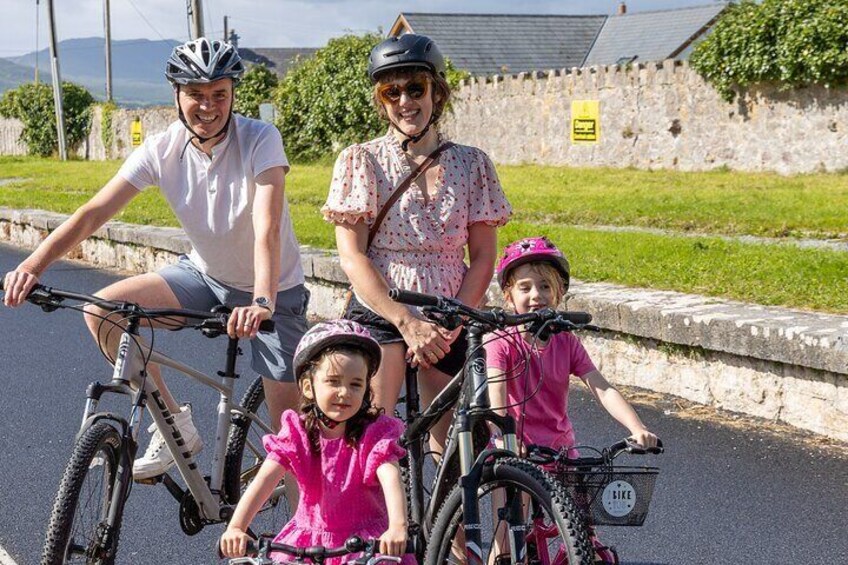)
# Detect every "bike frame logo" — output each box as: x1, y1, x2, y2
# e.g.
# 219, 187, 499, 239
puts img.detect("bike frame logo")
601, 479, 636, 517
